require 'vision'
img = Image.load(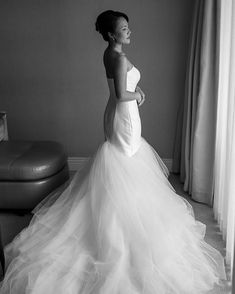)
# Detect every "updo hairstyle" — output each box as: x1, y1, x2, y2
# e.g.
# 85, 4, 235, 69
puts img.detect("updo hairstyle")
95, 10, 129, 41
